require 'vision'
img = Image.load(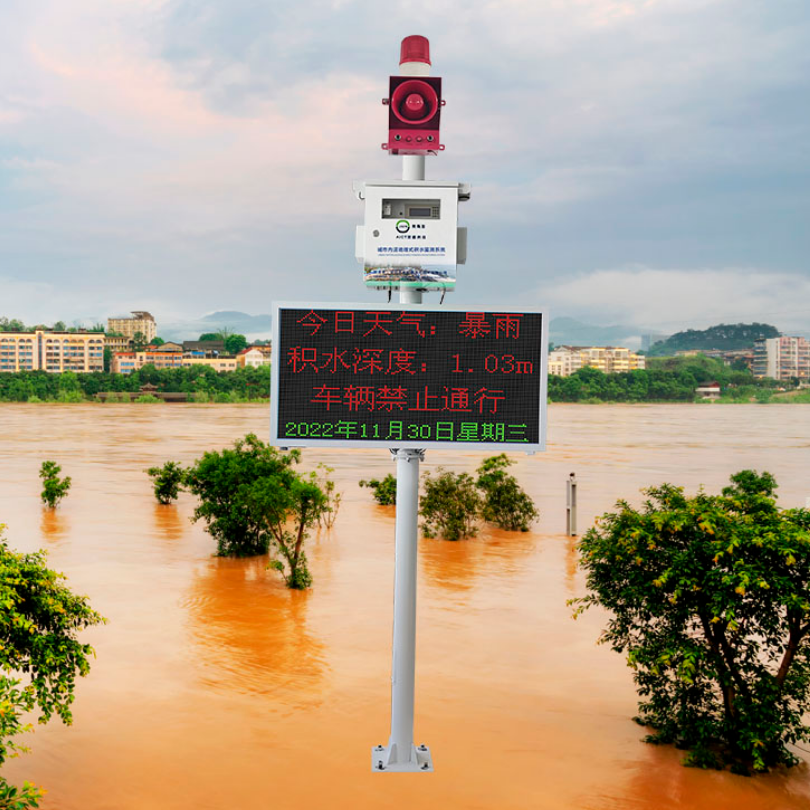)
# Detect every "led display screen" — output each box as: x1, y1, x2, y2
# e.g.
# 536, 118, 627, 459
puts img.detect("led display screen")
270, 303, 548, 451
